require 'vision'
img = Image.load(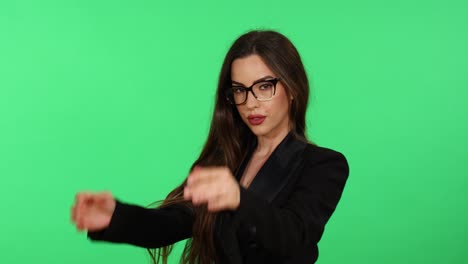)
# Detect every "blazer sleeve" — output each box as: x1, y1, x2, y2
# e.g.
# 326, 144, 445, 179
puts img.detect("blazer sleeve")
233, 148, 349, 257
87, 200, 194, 248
